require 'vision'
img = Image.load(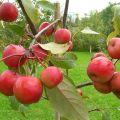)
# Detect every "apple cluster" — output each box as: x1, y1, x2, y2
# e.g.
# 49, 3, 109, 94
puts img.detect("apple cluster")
87, 38, 120, 98
0, 43, 63, 104
0, 19, 73, 104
